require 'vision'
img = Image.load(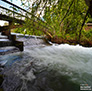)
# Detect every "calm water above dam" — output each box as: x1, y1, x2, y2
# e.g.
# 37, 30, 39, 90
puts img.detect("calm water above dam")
0, 35, 92, 91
